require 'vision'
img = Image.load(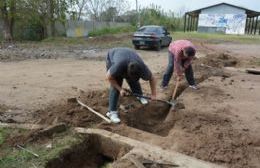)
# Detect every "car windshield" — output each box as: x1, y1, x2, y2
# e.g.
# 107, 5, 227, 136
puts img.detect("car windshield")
137, 27, 160, 33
